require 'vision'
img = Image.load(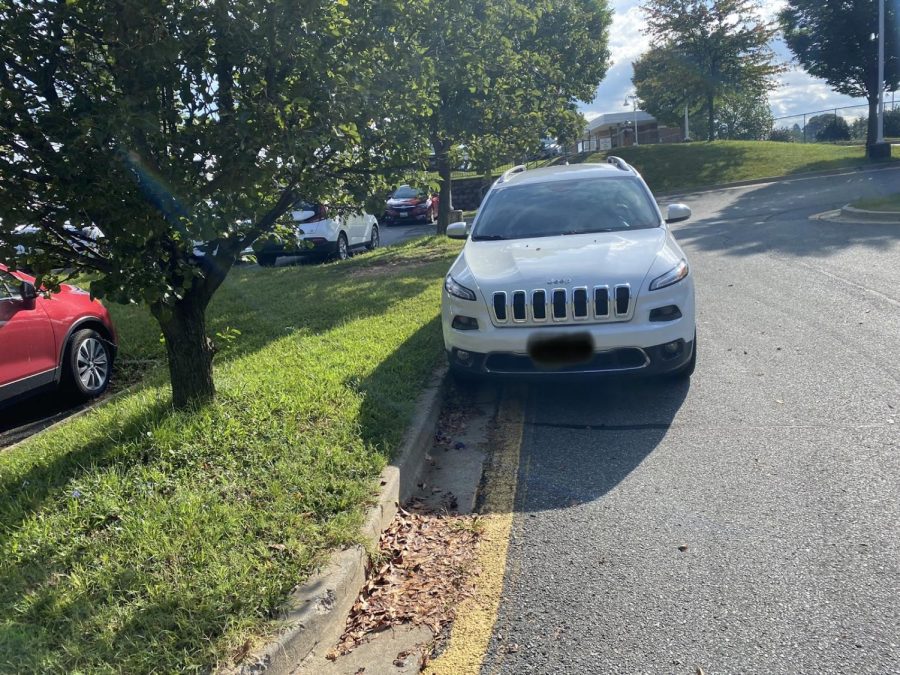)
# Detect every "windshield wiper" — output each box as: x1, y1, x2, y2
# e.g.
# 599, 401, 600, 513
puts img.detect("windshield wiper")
471, 234, 506, 241
561, 229, 615, 235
